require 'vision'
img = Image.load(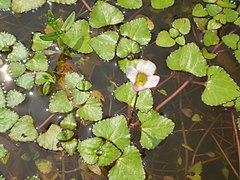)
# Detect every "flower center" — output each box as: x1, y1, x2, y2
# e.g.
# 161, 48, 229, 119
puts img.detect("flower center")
135, 73, 147, 86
